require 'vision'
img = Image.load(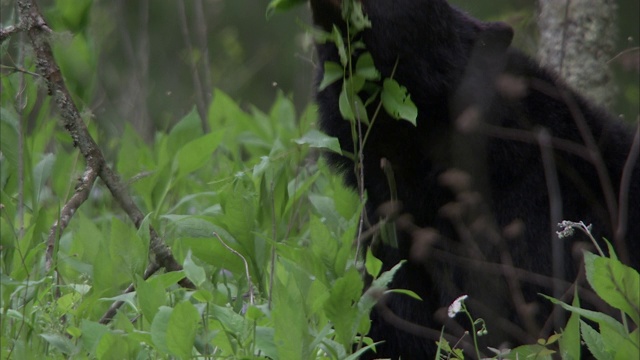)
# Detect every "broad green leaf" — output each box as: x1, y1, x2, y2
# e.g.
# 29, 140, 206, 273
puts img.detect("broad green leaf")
153, 271, 186, 288
584, 252, 640, 325
174, 131, 224, 180
381, 78, 418, 125
32, 153, 55, 206
580, 320, 613, 360
183, 251, 207, 287
110, 218, 147, 275
137, 275, 166, 323
324, 267, 363, 348
273, 276, 307, 359
507, 344, 554, 360
96, 332, 131, 360
79, 319, 109, 355
116, 123, 154, 179
163, 108, 203, 165
269, 91, 297, 133
54, 0, 92, 32
167, 301, 200, 359
356, 53, 380, 81
365, 248, 382, 278
255, 326, 278, 359
294, 129, 342, 154
339, 84, 355, 121
150, 306, 173, 354
40, 333, 76, 355
319, 61, 344, 91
